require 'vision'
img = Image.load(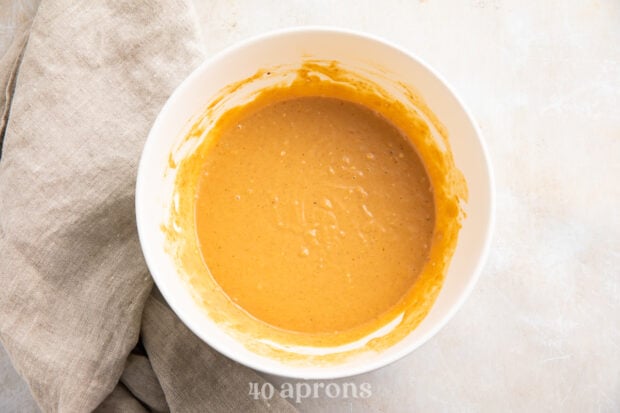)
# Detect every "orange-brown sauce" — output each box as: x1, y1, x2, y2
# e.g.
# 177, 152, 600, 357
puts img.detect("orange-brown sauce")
166, 61, 466, 358
195, 97, 434, 333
